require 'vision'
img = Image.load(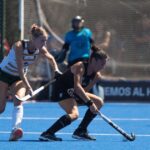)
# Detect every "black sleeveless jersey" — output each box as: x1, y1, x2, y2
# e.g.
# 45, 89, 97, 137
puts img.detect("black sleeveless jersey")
56, 62, 96, 90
